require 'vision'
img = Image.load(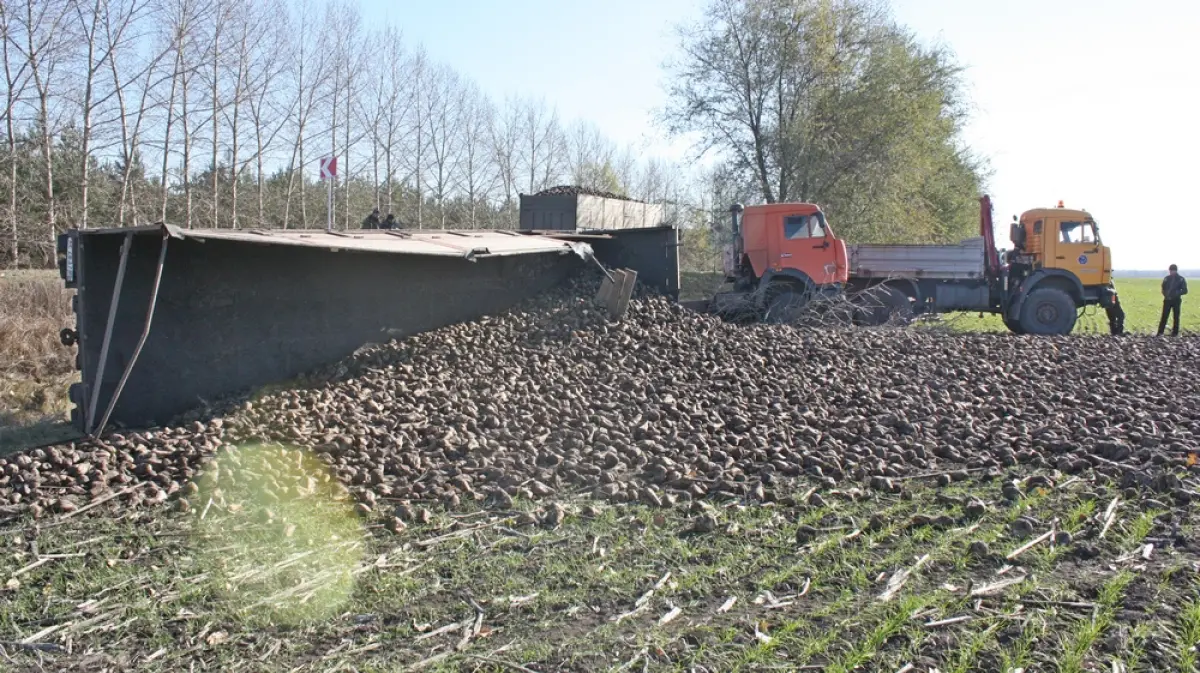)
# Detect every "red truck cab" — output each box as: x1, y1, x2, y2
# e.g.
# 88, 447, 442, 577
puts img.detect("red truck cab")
725, 203, 849, 290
